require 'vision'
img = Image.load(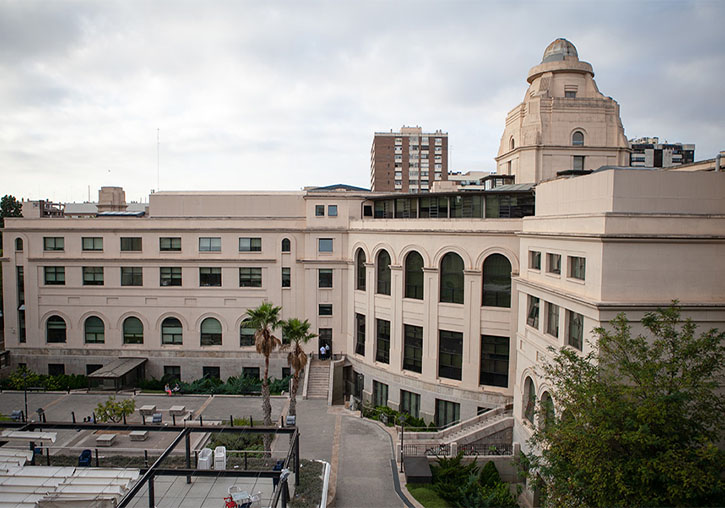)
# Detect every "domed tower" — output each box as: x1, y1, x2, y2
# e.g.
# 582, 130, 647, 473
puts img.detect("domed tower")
495, 38, 630, 183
